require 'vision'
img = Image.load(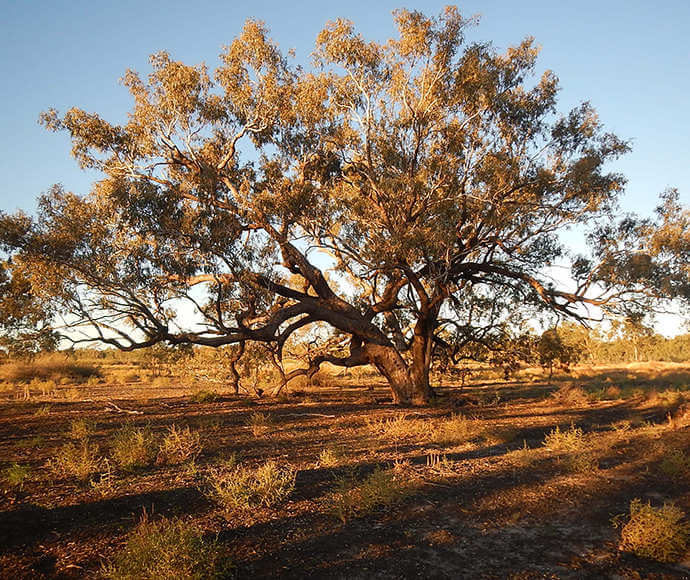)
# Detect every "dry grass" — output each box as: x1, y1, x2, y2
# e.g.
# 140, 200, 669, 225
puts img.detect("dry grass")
49, 440, 102, 481
330, 467, 414, 523
366, 413, 482, 447
111, 423, 158, 471
206, 461, 296, 512
0, 357, 100, 383
156, 425, 202, 465
246, 412, 273, 437
103, 516, 232, 579
616, 499, 690, 563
